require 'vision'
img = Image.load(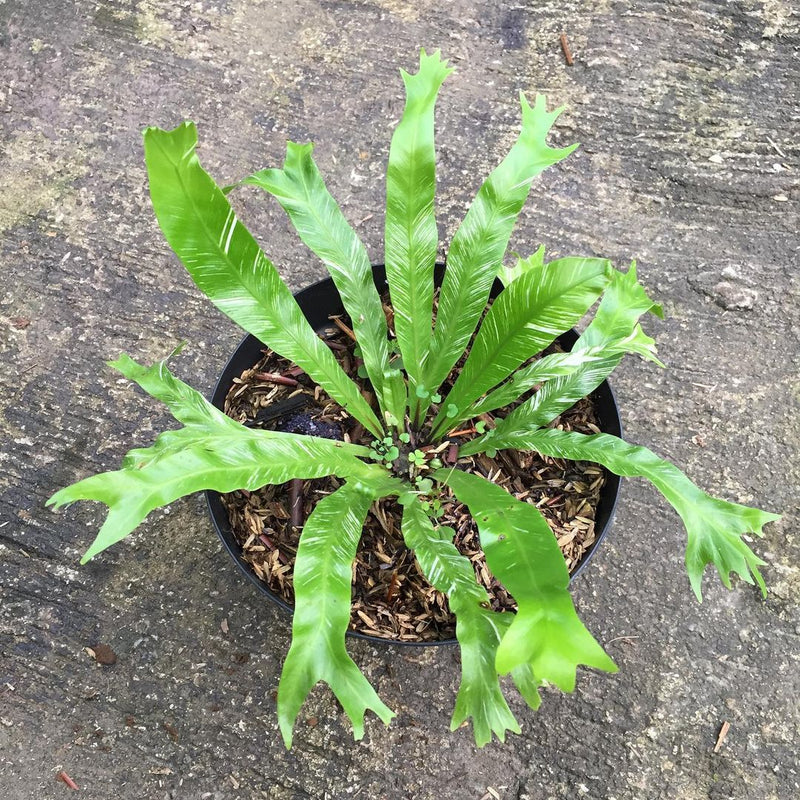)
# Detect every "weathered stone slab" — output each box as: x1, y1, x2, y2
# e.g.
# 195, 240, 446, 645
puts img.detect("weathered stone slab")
1, 1, 797, 798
